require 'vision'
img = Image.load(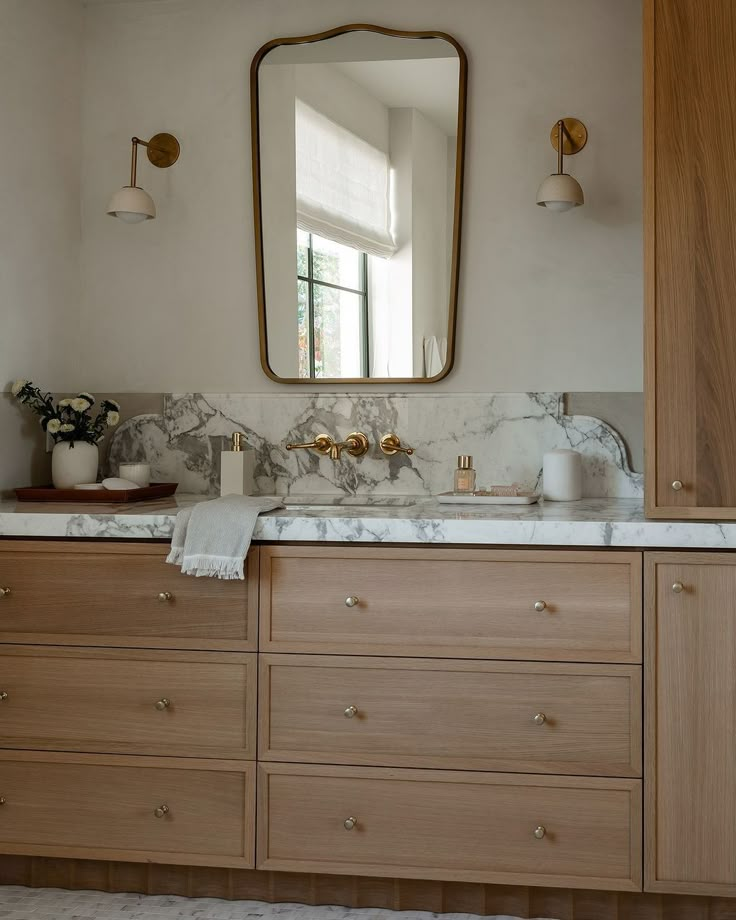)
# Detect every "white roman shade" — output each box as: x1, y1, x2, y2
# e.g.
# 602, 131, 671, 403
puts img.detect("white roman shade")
295, 99, 396, 258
